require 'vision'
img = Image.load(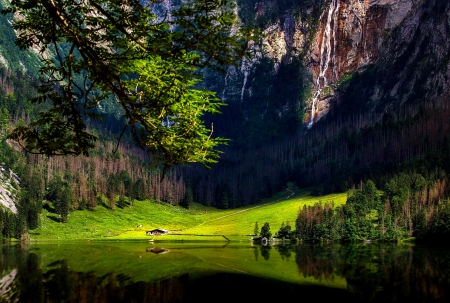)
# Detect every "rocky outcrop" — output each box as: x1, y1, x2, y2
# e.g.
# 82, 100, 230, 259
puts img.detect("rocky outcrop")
0, 165, 18, 214
262, 12, 306, 67
336, 3, 389, 75
374, 0, 450, 105
221, 6, 316, 107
